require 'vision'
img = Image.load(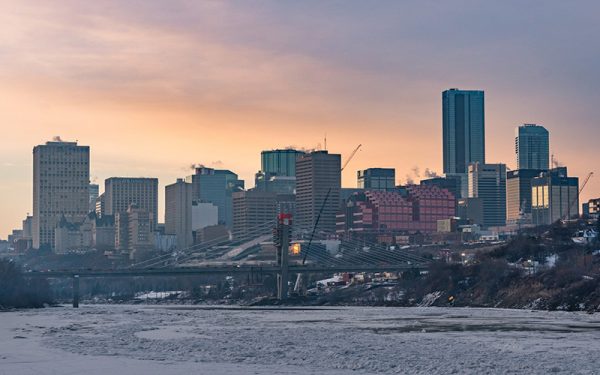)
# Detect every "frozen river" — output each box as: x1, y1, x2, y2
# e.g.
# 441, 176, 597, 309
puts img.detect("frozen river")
1, 304, 600, 374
